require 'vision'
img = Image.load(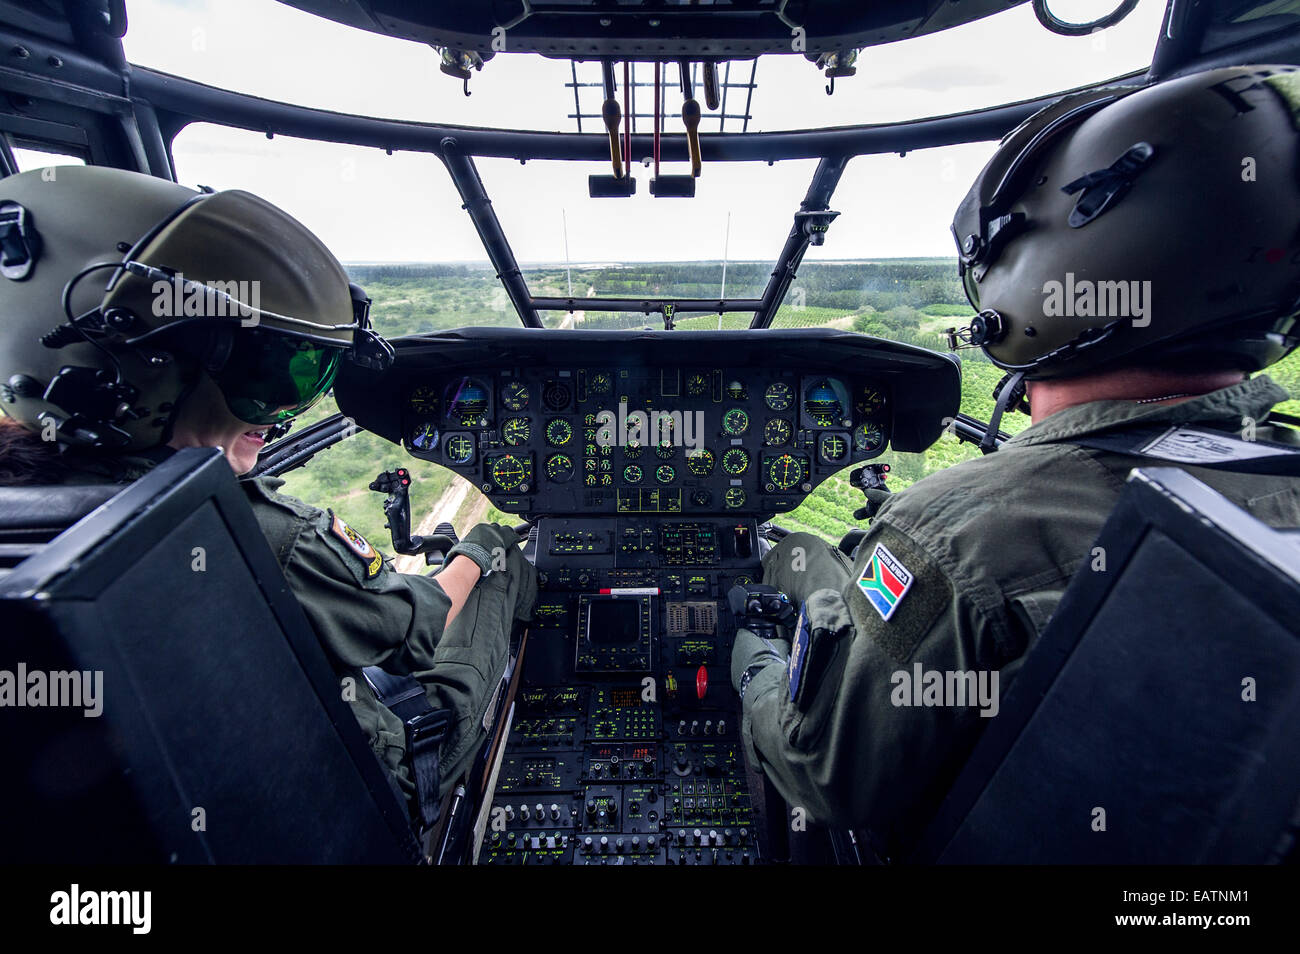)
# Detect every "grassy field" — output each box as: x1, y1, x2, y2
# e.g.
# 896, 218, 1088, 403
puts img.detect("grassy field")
273, 259, 1300, 549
